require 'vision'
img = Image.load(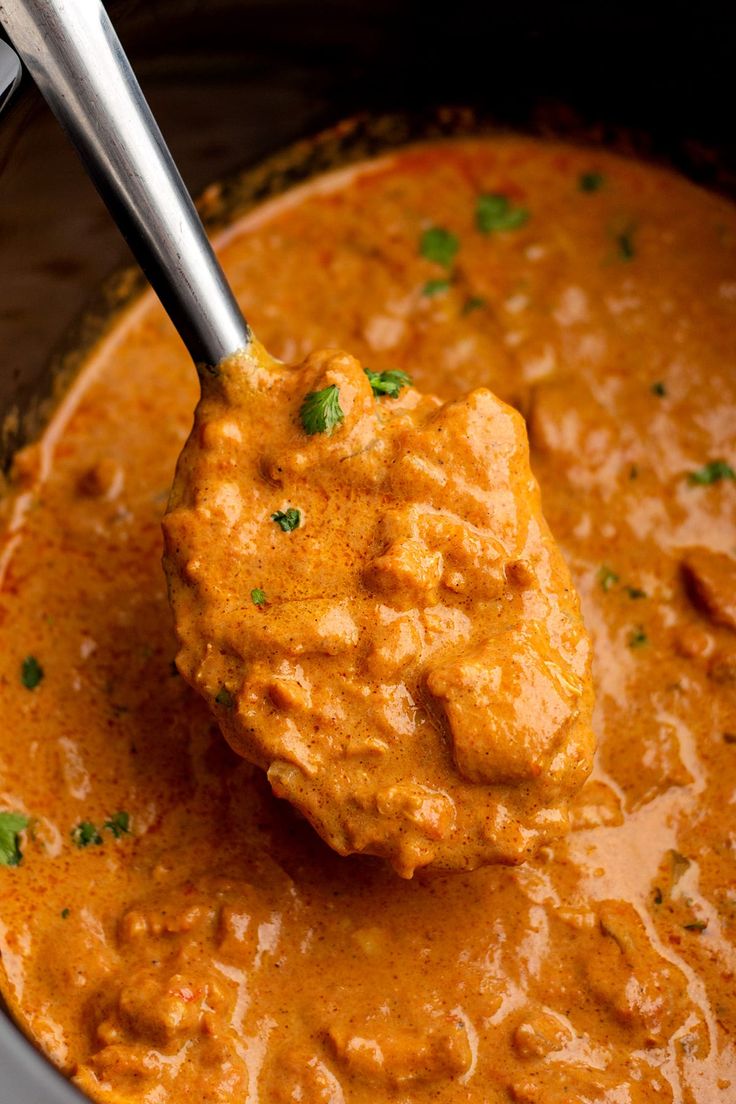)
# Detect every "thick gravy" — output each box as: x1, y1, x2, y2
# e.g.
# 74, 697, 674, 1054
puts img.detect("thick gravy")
1, 136, 736, 1102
